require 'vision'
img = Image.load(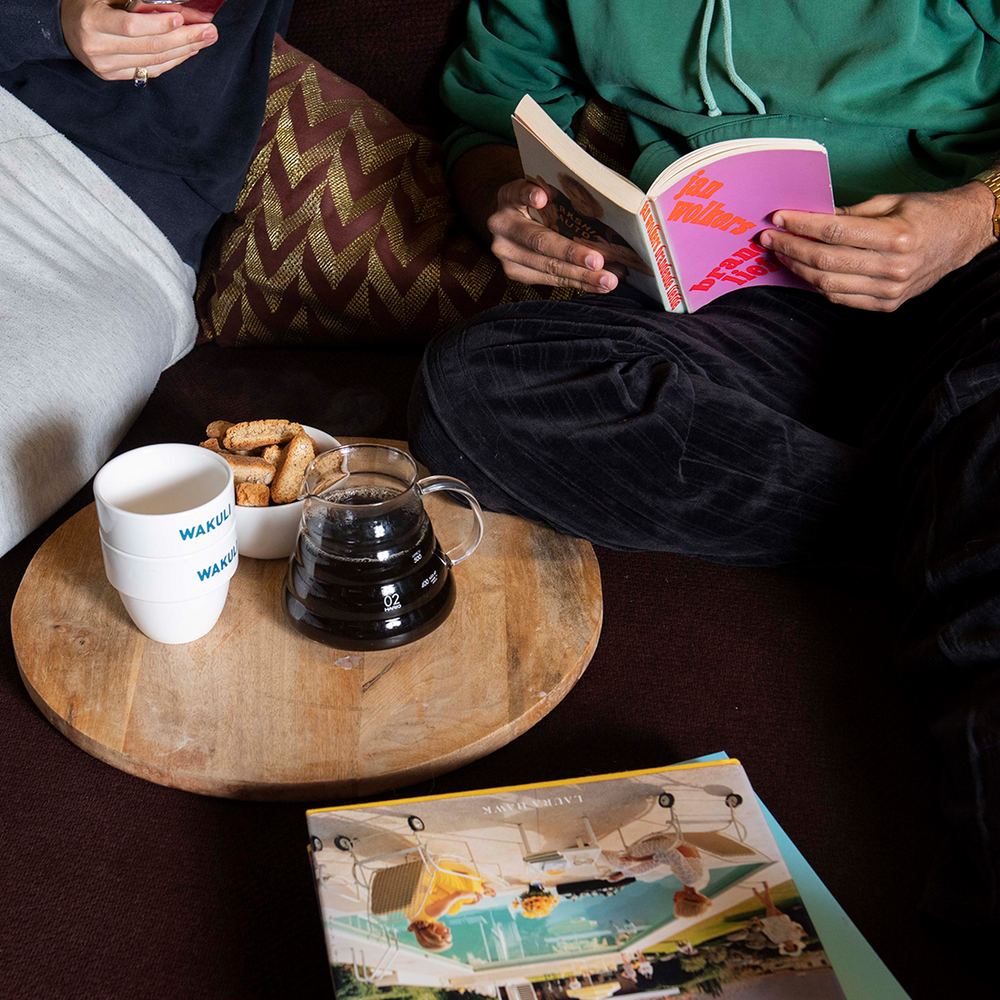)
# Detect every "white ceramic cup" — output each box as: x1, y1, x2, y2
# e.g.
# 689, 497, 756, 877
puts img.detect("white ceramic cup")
100, 527, 238, 603
119, 583, 232, 646
94, 444, 235, 558
99, 528, 238, 644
